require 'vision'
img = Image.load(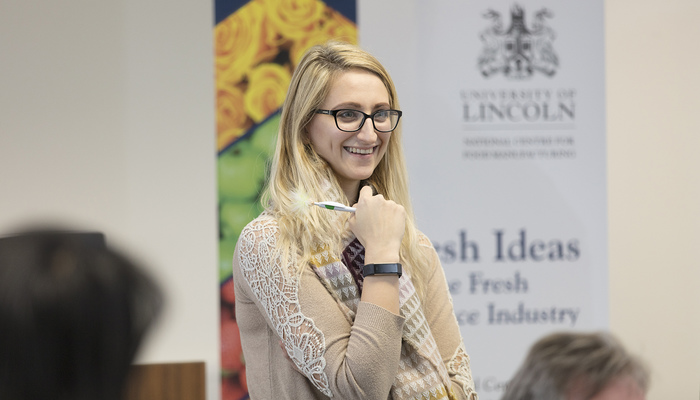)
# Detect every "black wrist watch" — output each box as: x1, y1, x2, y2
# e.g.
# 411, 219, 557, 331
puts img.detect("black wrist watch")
362, 263, 402, 278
